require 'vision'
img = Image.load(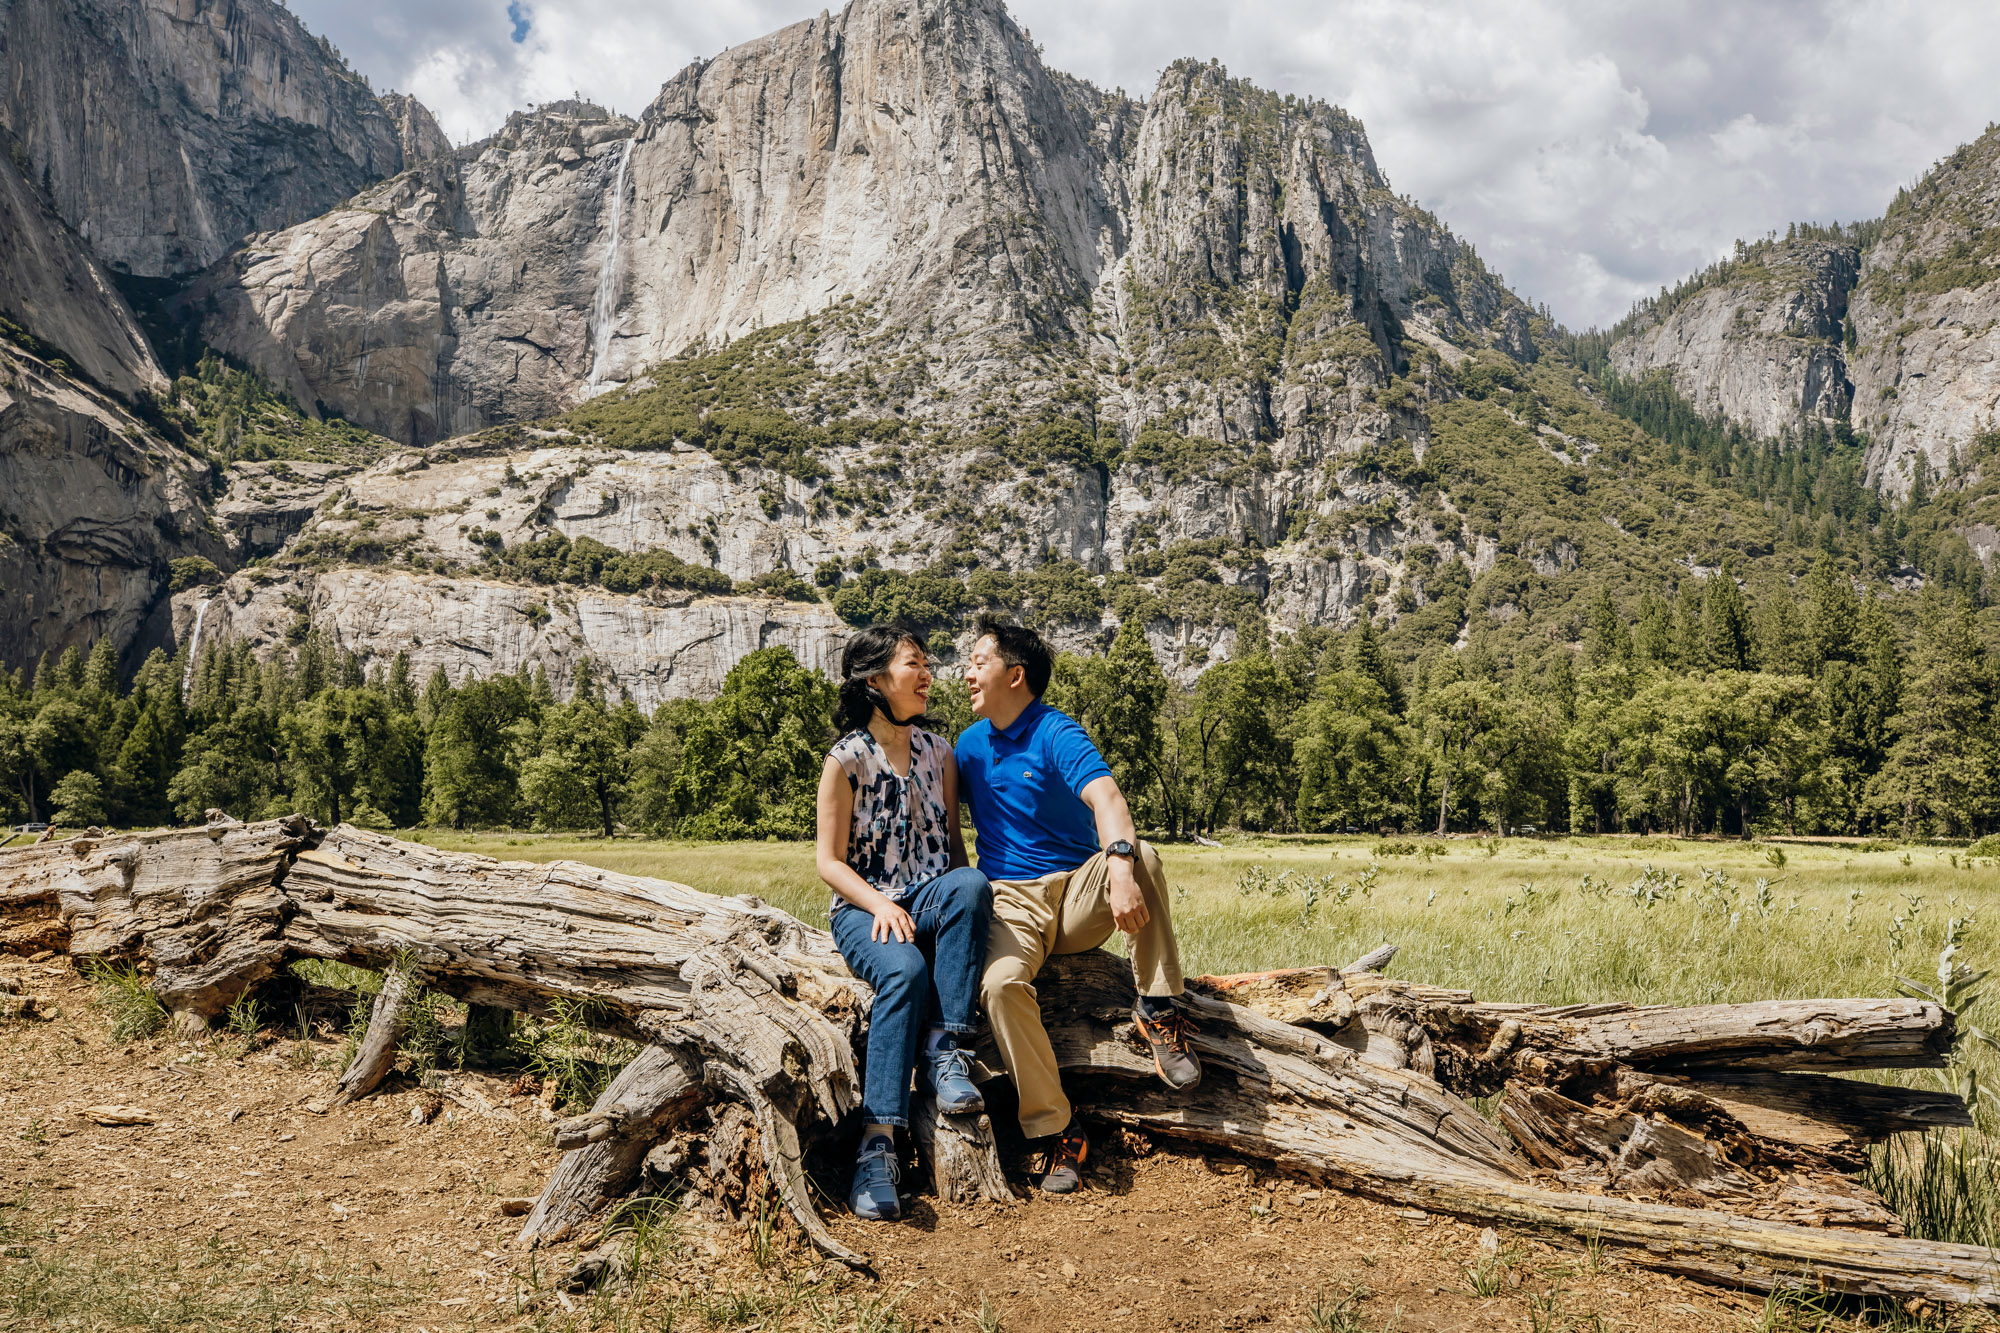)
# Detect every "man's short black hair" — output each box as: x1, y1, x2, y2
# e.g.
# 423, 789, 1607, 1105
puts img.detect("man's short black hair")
975, 616, 1053, 698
